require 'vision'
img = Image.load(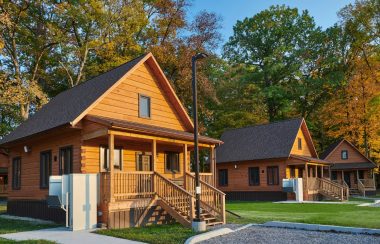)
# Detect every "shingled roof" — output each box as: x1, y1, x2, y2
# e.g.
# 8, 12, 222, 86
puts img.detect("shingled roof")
319, 139, 343, 159
0, 54, 148, 145
216, 118, 308, 163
